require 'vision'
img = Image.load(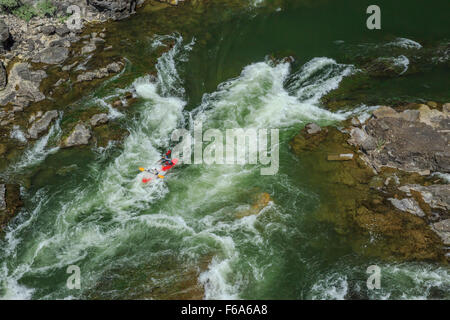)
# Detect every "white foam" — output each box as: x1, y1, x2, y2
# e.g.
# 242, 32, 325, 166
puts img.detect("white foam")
385, 38, 422, 49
